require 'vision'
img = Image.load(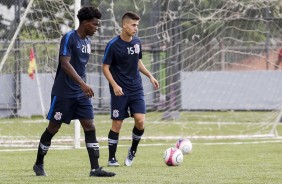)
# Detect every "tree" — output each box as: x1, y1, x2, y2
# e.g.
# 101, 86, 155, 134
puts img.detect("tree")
21, 0, 74, 40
